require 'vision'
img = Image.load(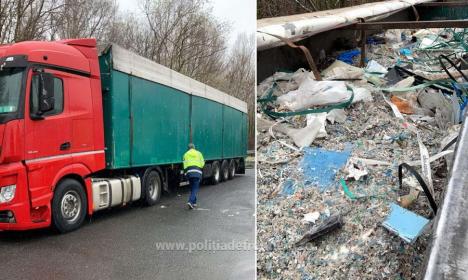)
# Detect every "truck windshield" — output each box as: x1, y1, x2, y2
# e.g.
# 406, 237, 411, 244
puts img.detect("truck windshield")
0, 68, 23, 114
